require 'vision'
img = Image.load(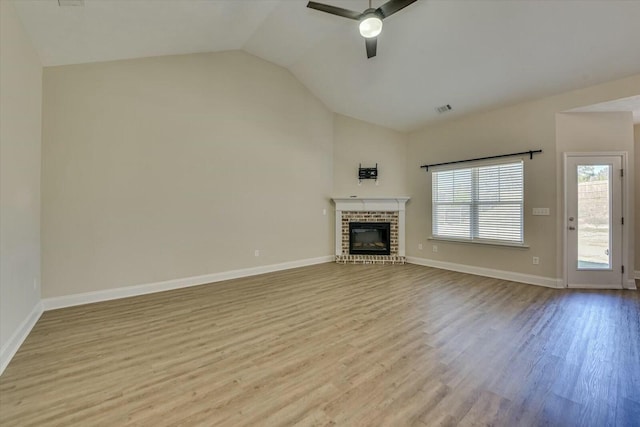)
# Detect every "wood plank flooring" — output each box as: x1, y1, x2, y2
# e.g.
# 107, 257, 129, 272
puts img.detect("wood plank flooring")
1, 263, 639, 426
